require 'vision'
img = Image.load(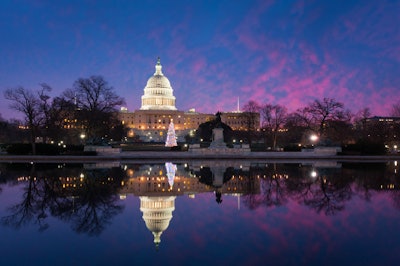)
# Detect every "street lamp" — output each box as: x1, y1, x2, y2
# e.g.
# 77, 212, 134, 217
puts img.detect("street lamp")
80, 133, 86, 145
310, 134, 318, 142
309, 134, 319, 147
